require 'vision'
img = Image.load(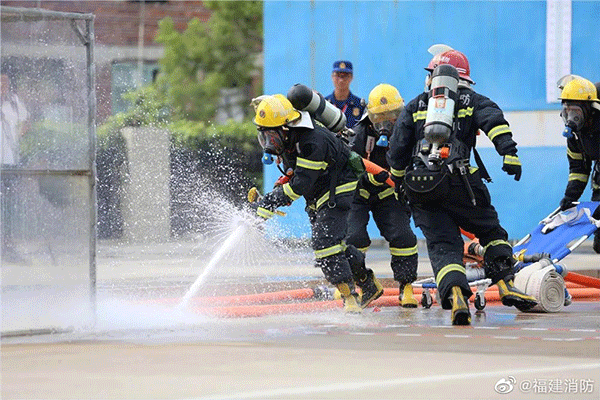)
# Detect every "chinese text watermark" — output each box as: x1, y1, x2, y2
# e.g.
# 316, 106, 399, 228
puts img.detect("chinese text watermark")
495, 376, 595, 395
